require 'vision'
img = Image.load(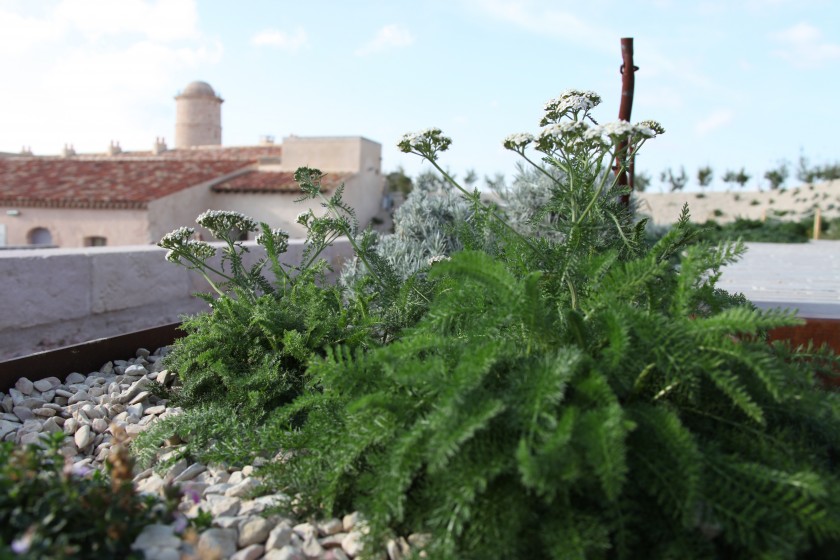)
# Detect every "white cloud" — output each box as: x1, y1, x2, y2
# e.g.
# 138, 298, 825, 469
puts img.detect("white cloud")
463, 0, 612, 52
695, 109, 734, 135
772, 22, 840, 69
0, 0, 222, 154
54, 0, 199, 42
251, 27, 308, 52
354, 24, 414, 56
